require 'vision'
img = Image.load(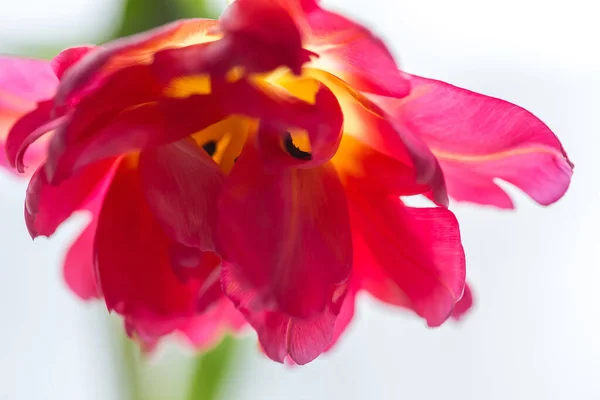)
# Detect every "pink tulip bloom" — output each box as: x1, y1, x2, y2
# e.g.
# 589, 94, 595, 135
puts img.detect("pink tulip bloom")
0, 0, 571, 364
